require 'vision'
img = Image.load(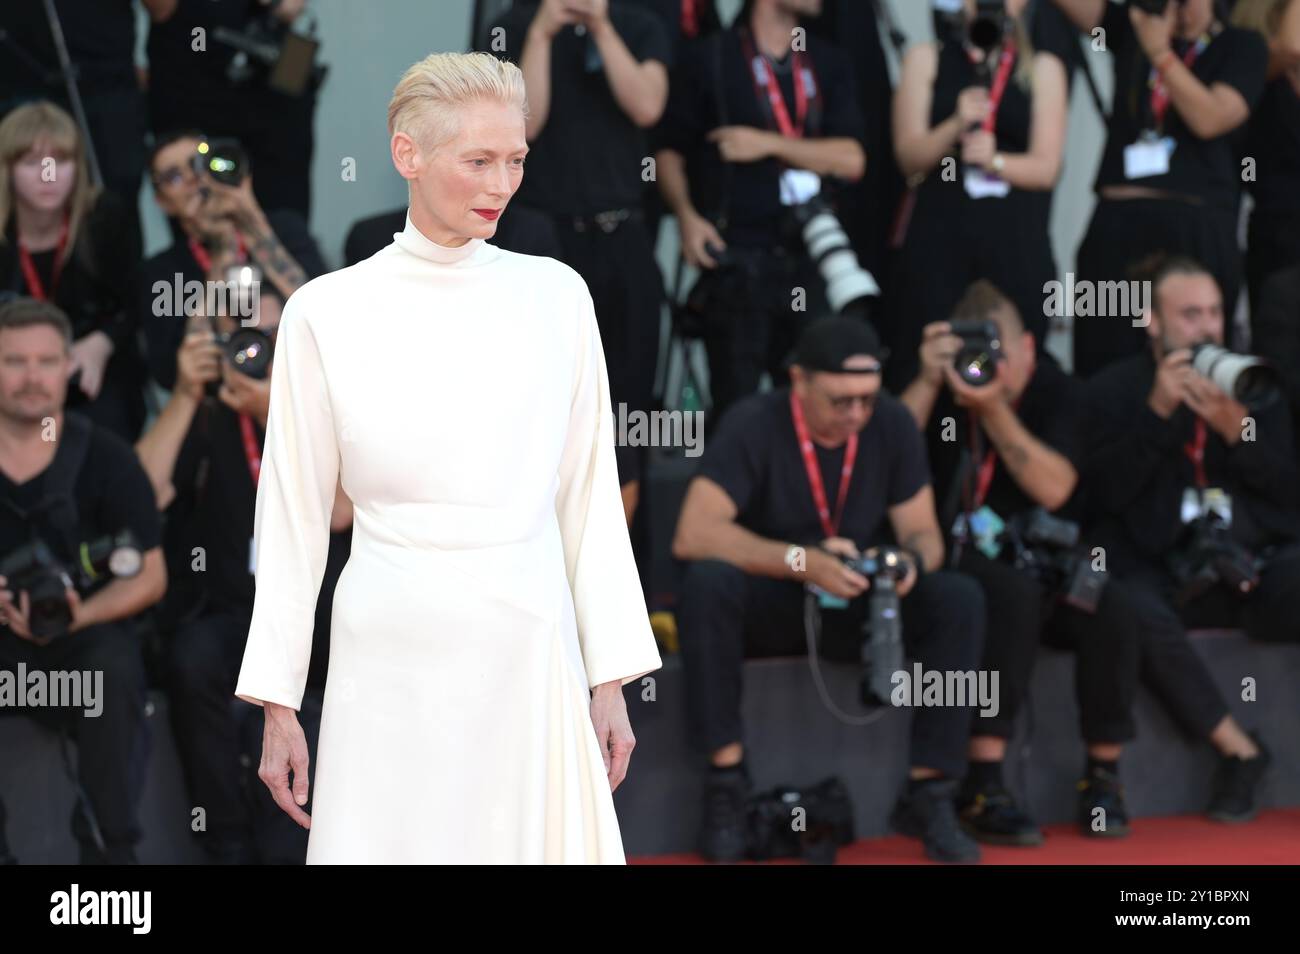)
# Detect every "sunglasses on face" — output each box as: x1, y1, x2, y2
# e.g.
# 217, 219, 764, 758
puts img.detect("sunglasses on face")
819, 388, 878, 412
